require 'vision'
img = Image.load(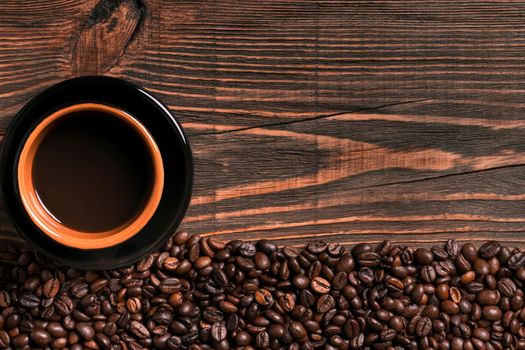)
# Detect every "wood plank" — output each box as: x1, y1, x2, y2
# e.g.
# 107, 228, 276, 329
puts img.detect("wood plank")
1, 0, 525, 249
